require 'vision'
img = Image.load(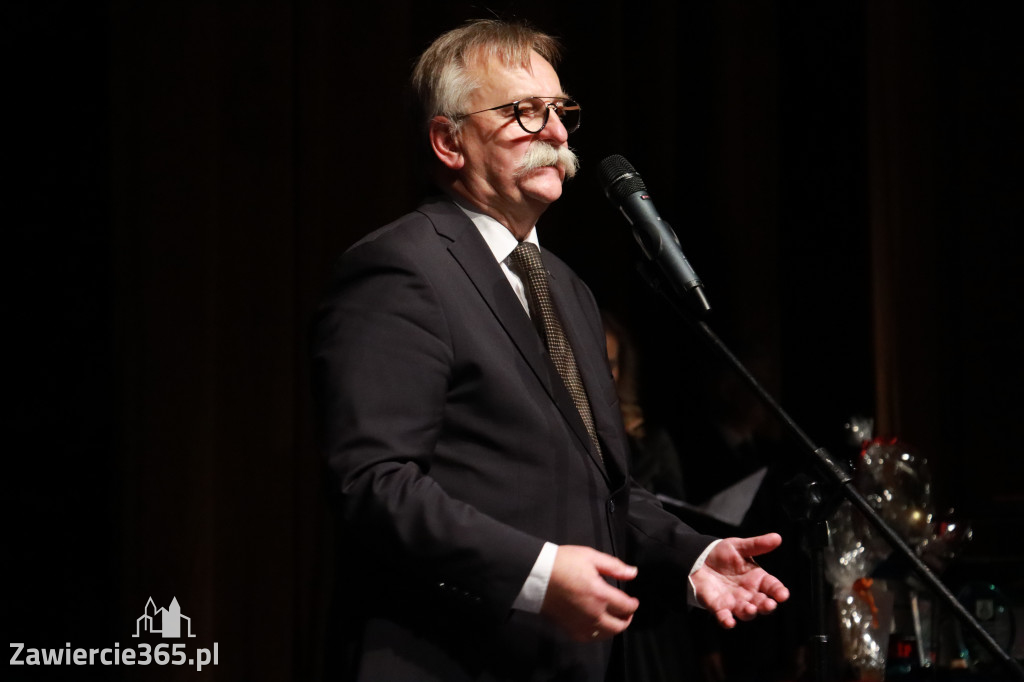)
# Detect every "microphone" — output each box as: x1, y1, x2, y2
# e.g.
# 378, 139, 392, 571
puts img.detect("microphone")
596, 154, 710, 315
